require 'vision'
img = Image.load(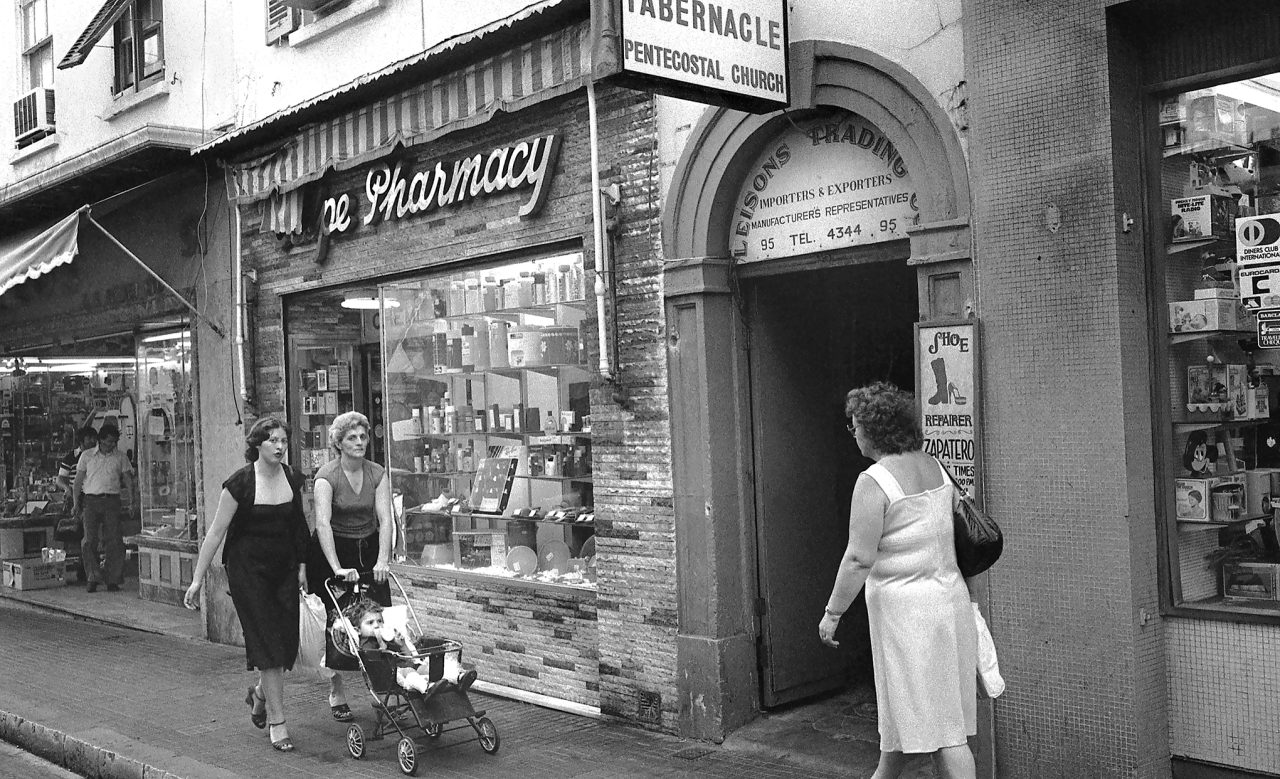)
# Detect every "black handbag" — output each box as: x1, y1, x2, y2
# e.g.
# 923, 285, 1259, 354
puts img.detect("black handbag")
940, 461, 1003, 577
